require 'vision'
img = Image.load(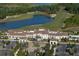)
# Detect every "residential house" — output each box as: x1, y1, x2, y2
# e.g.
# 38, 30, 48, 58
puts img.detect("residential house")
48, 31, 69, 41
69, 35, 79, 40
6, 30, 27, 42
6, 29, 69, 41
